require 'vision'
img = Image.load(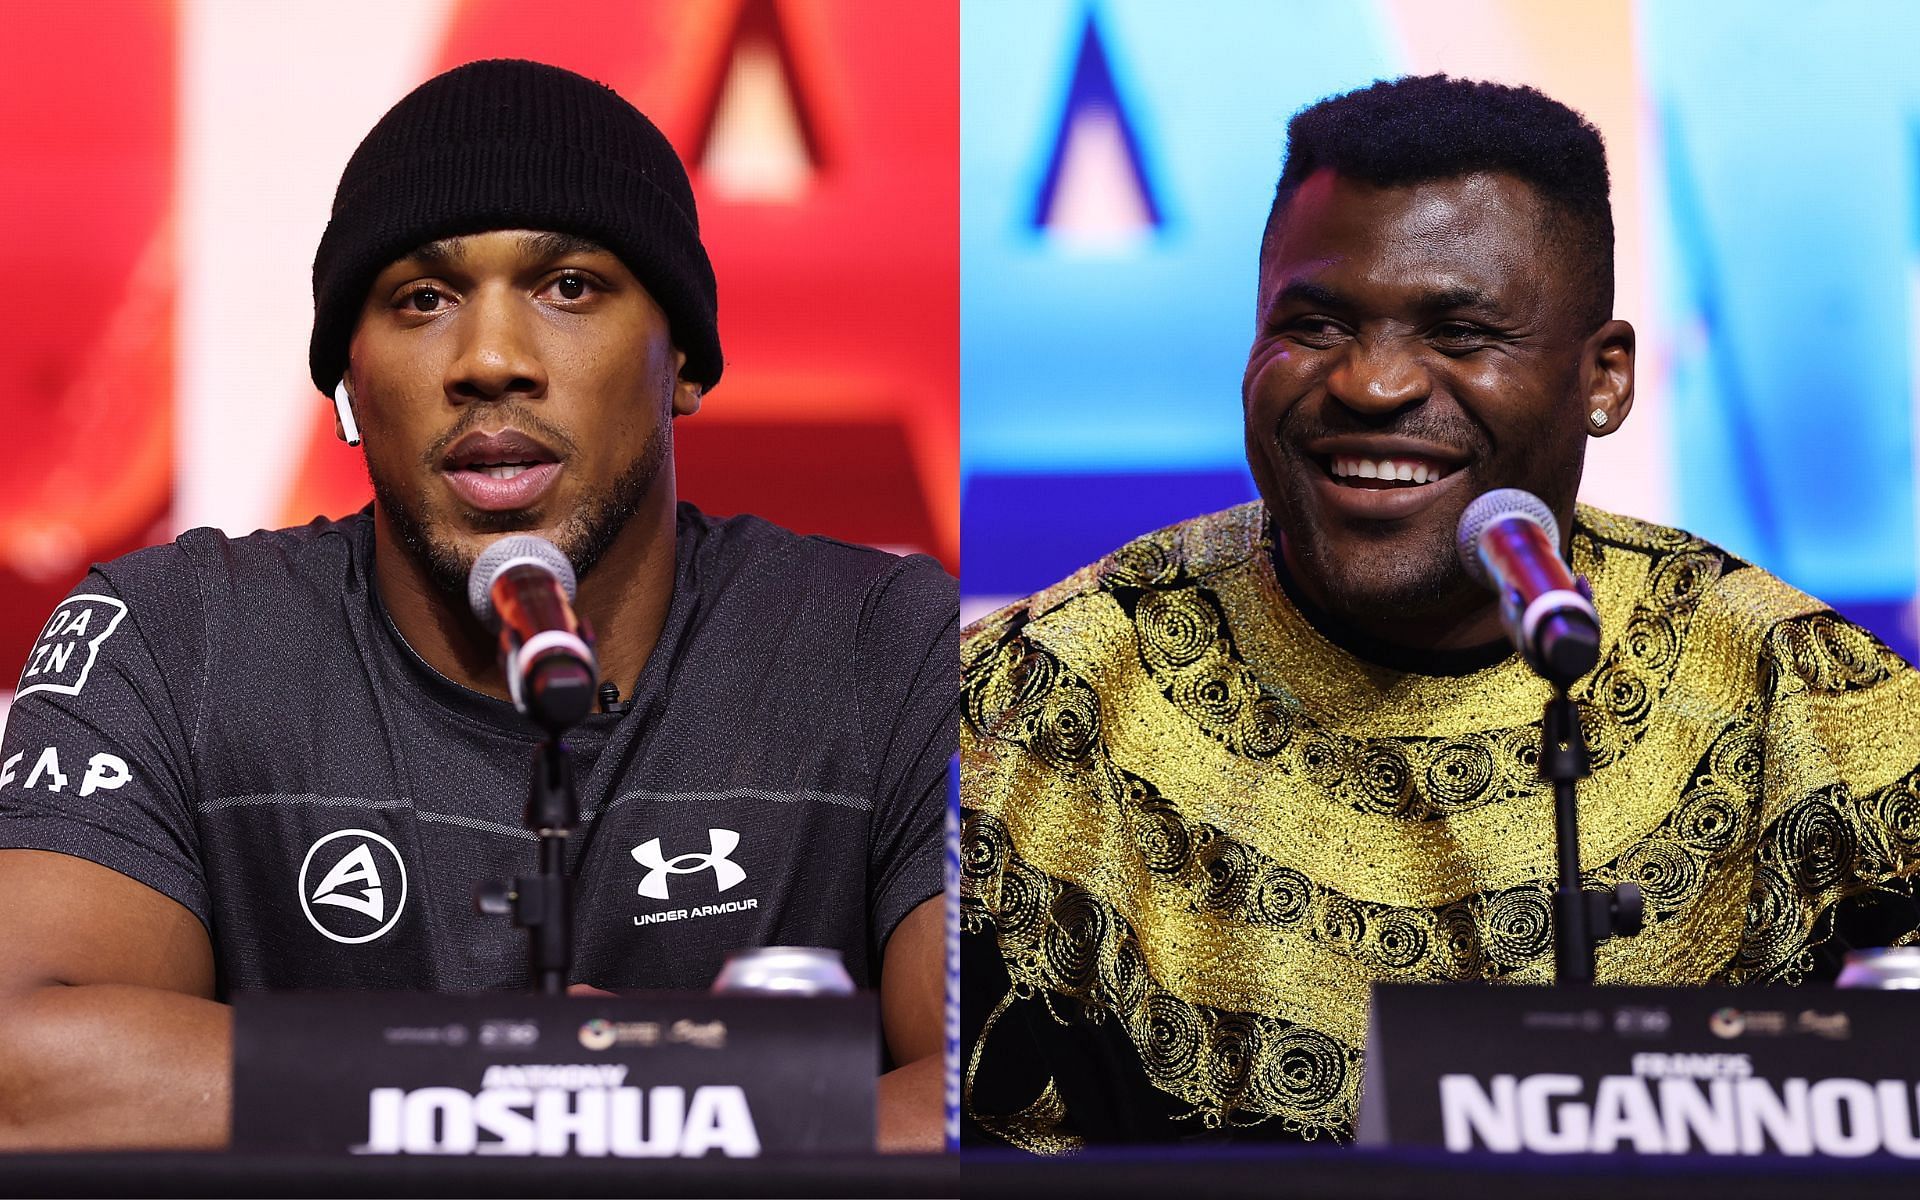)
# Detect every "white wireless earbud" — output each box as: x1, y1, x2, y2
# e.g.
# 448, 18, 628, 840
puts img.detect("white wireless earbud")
333, 380, 363, 447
